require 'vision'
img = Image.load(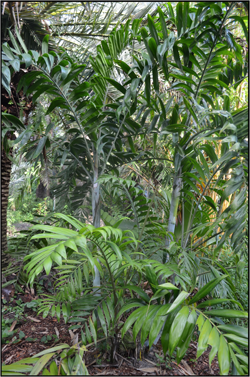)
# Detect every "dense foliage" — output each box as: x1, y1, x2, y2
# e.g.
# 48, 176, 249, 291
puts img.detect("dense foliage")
2, 2, 248, 375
